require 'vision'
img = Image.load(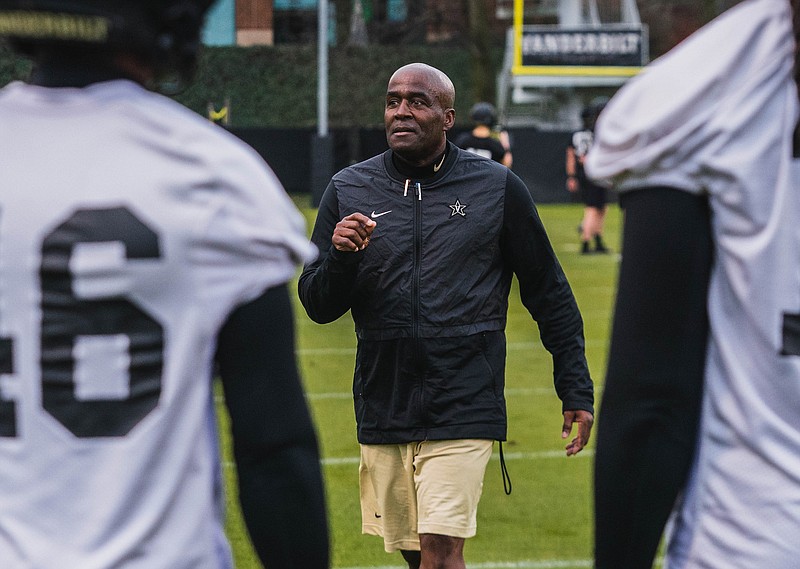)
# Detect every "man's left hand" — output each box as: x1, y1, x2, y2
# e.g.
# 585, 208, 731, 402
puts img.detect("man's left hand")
561, 410, 594, 456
